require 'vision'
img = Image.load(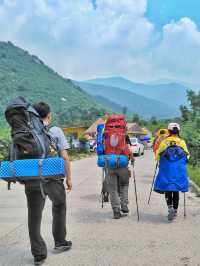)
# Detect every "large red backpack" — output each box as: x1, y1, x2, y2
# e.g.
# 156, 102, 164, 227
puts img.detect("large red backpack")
104, 115, 130, 157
